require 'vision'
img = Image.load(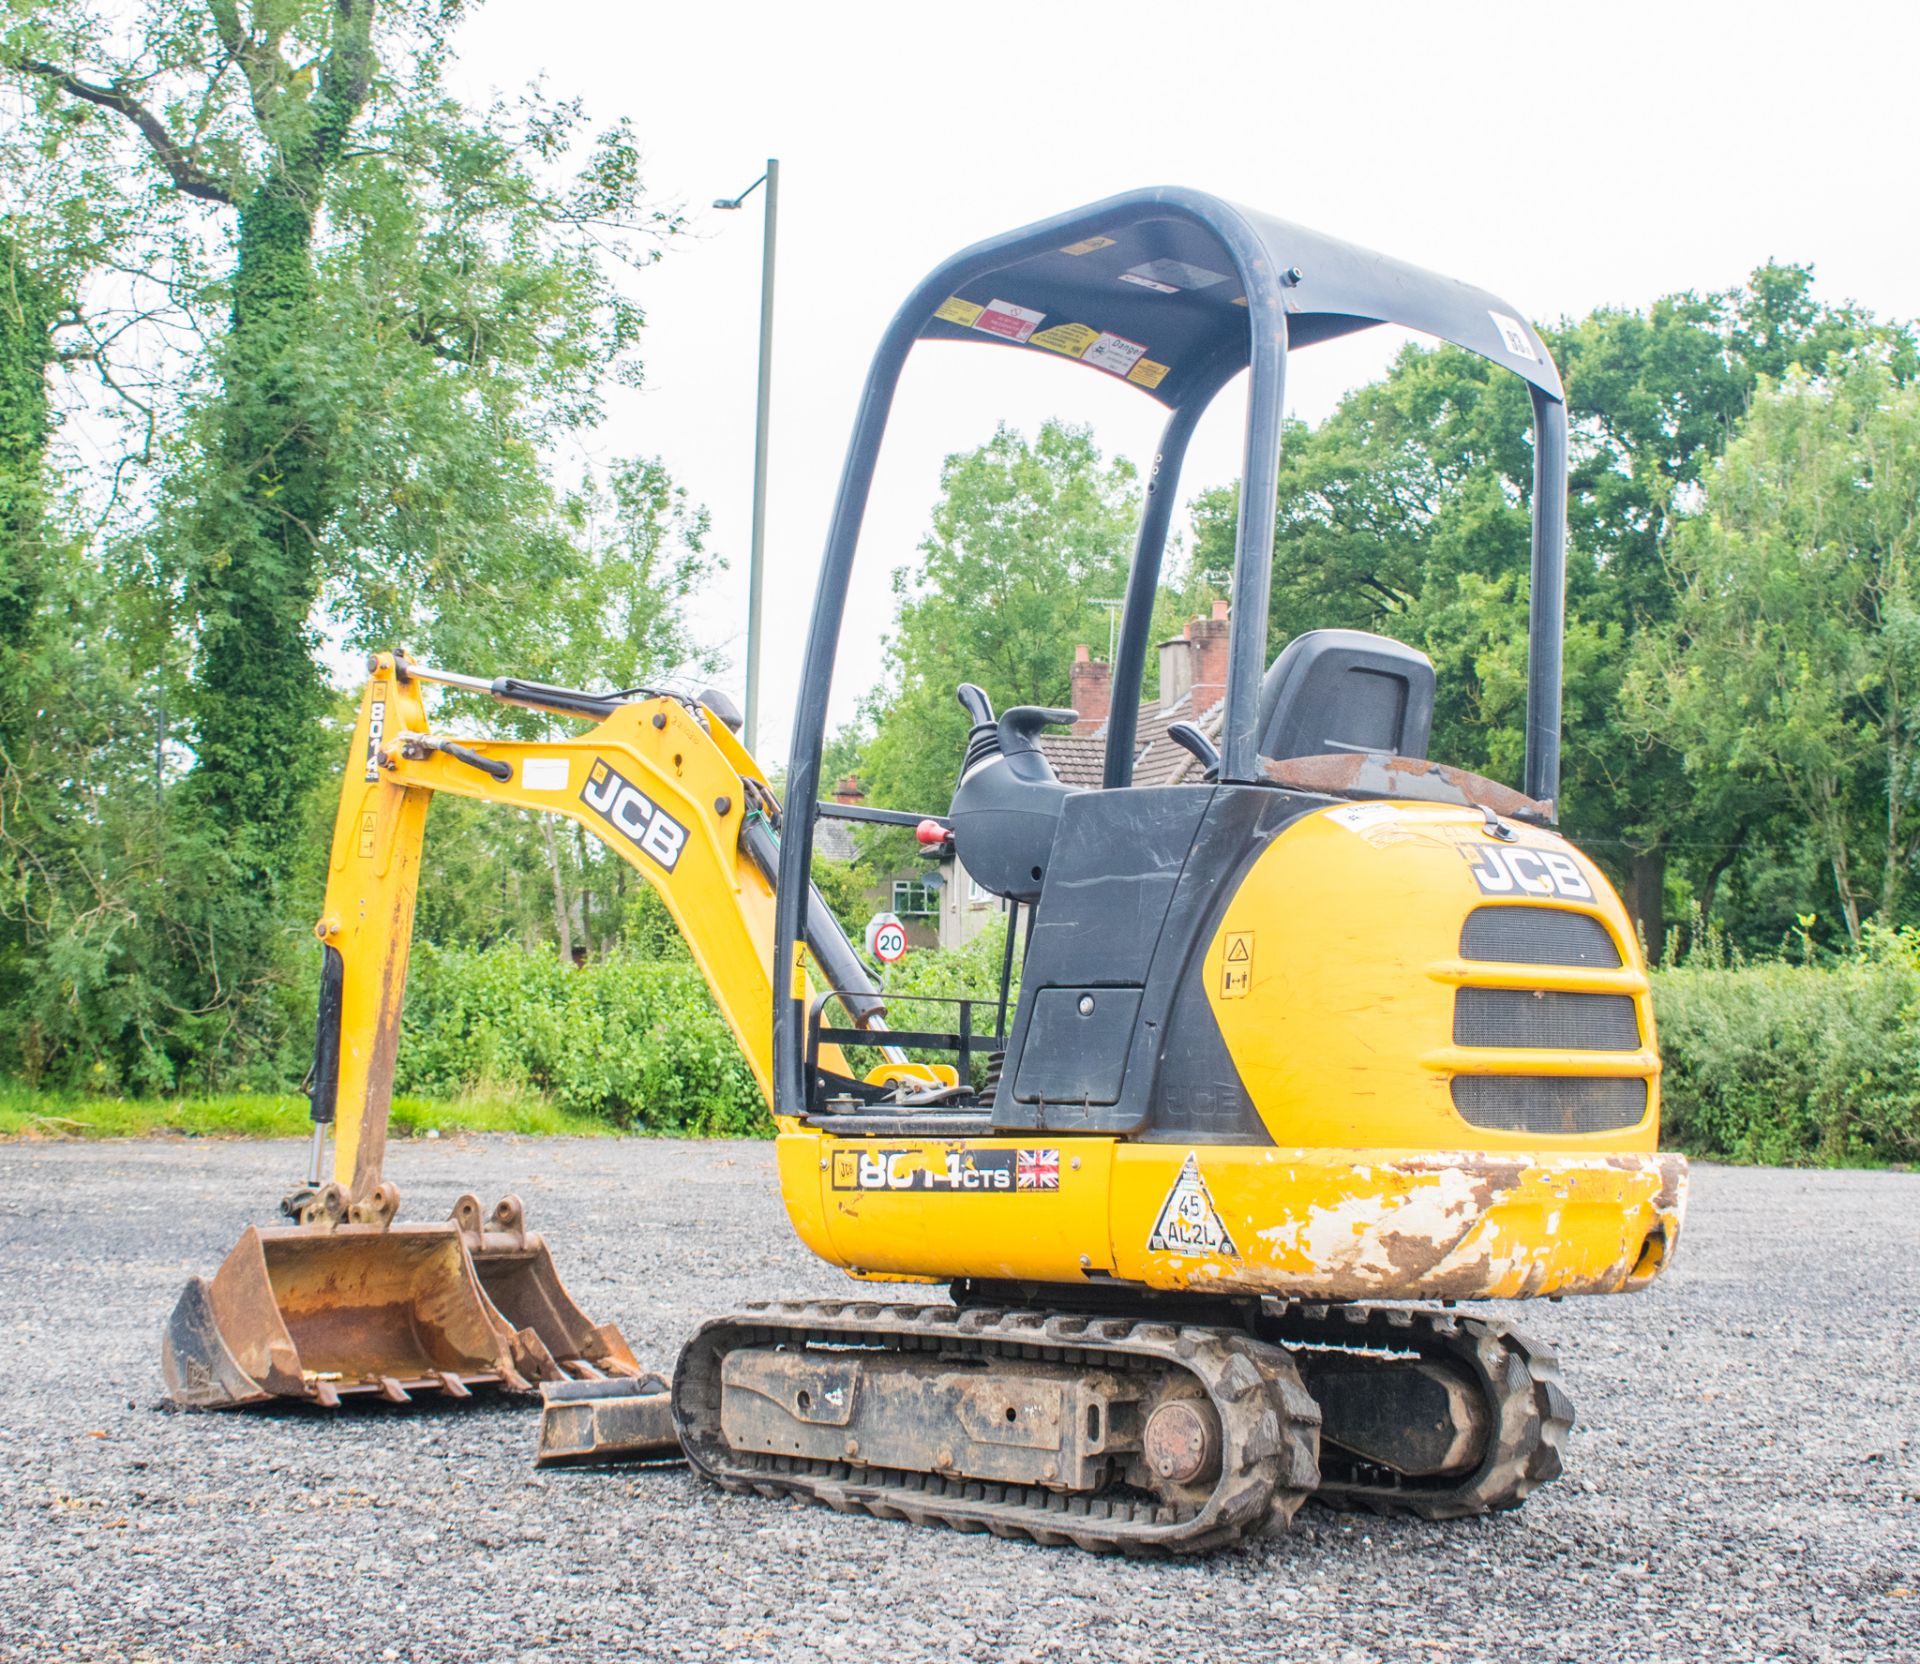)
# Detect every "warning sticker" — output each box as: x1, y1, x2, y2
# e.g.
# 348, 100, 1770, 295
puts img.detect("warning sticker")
935, 296, 984, 327
1488, 310, 1538, 362
1083, 331, 1148, 377
1126, 358, 1170, 390
1230, 295, 1249, 307
521, 756, 569, 792
1031, 321, 1100, 359
1327, 802, 1403, 836
1122, 258, 1231, 293
974, 298, 1046, 343
1060, 235, 1117, 256
1147, 1154, 1239, 1259
1220, 931, 1253, 999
